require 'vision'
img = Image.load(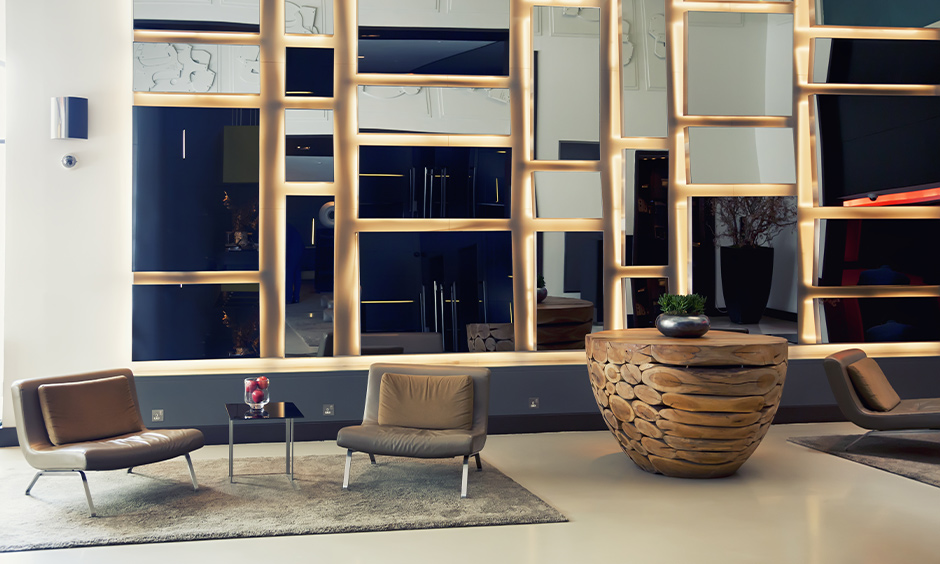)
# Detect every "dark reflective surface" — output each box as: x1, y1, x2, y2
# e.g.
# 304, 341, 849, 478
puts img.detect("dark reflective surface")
133, 107, 259, 272
631, 151, 668, 266
358, 27, 508, 75
626, 278, 669, 328
820, 39, 940, 85
359, 146, 510, 218
134, 1, 260, 32
359, 232, 513, 353
285, 196, 335, 357
133, 284, 260, 361
819, 298, 940, 343
286, 48, 334, 96
225, 402, 304, 420
817, 1, 940, 27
